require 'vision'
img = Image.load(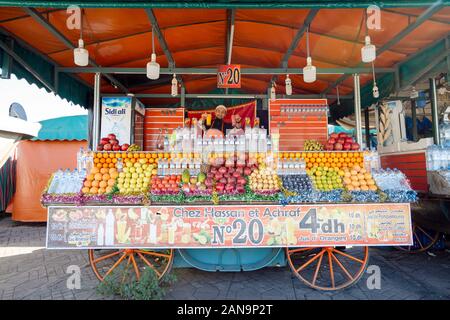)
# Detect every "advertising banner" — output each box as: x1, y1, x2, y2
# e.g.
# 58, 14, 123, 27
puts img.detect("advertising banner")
217, 64, 241, 88
47, 204, 412, 249
100, 97, 133, 144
